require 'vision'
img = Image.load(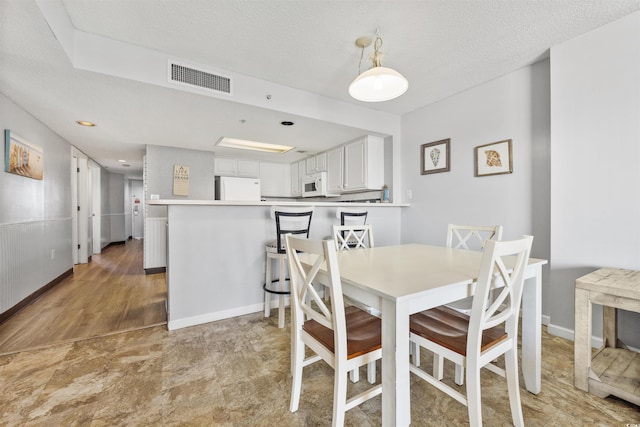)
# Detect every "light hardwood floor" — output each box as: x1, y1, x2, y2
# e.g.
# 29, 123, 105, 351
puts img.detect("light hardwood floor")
0, 239, 167, 355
